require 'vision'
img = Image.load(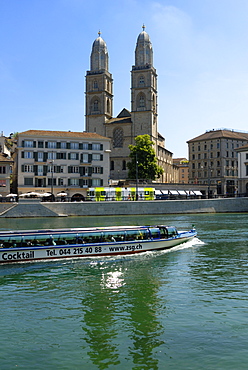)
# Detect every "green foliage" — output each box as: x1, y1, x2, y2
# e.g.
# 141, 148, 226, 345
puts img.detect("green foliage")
127, 135, 163, 180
